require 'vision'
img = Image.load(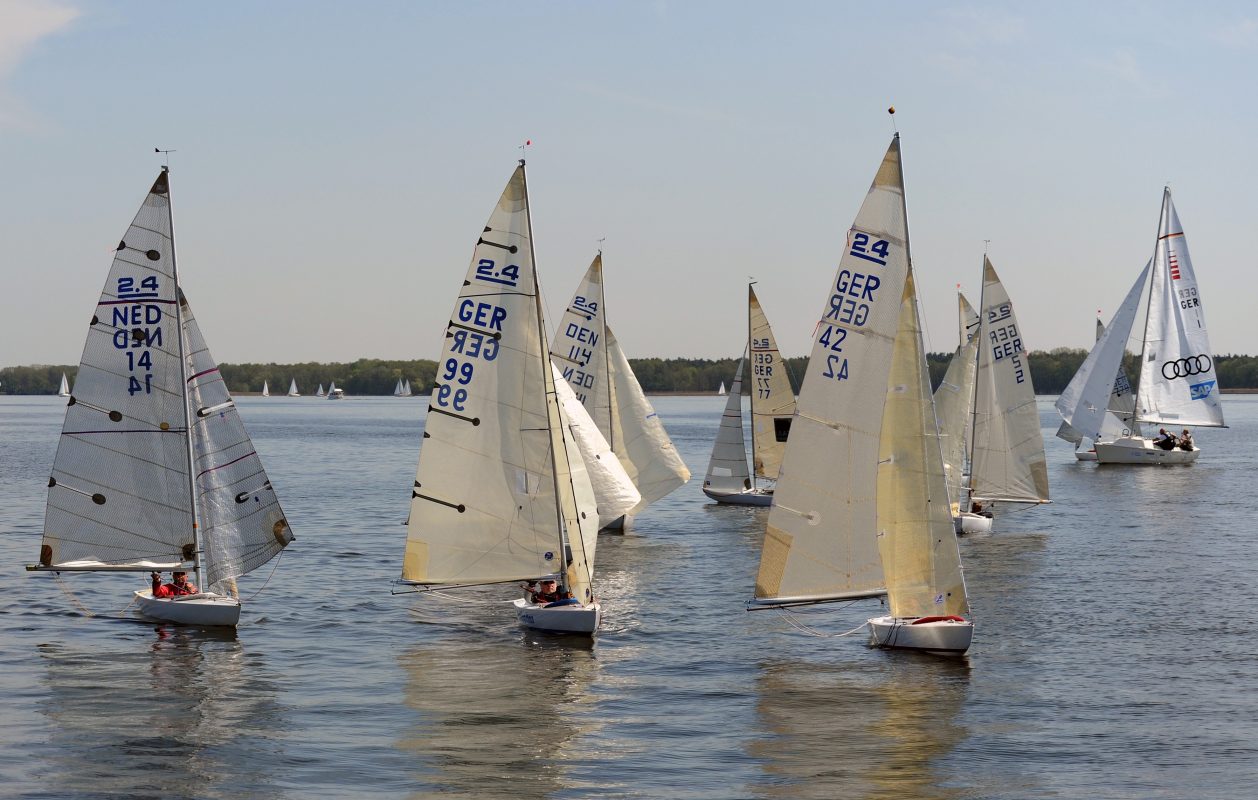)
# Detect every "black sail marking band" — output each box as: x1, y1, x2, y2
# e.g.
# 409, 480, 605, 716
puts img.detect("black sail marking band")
67, 398, 126, 423
446, 320, 502, 340
476, 238, 519, 253
412, 482, 466, 513
428, 406, 480, 425
47, 477, 108, 505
